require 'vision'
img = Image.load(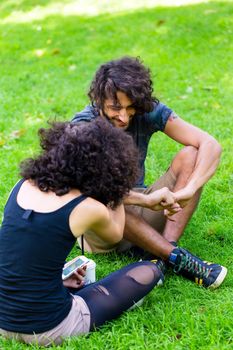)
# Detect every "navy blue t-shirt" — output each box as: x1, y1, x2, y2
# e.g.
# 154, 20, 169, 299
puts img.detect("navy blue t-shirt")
72, 102, 173, 186
0, 180, 87, 334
